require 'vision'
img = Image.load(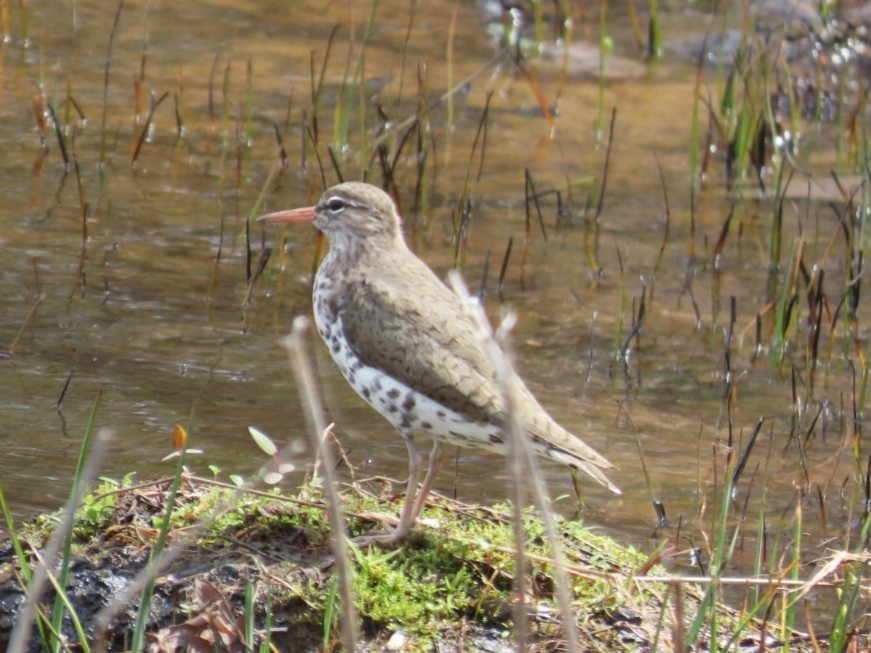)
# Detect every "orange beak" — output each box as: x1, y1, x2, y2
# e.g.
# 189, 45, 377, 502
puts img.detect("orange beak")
257, 205, 316, 224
